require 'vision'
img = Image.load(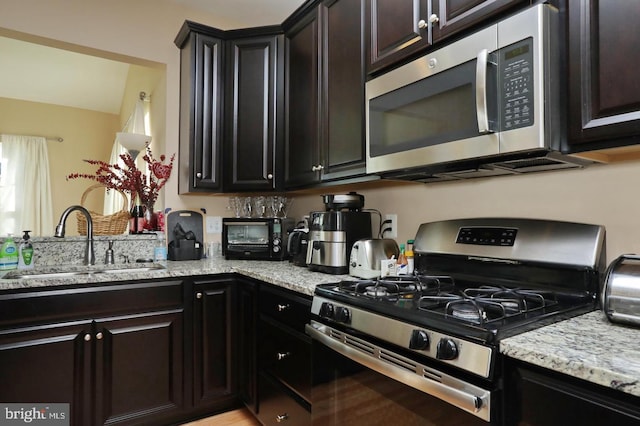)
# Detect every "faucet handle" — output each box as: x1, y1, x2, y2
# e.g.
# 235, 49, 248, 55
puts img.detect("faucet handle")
120, 254, 130, 264
105, 240, 115, 265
